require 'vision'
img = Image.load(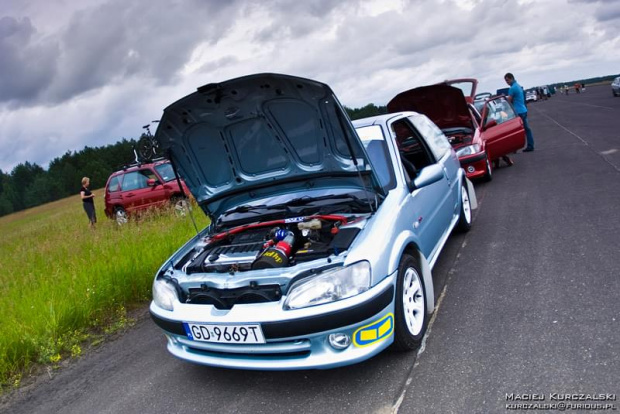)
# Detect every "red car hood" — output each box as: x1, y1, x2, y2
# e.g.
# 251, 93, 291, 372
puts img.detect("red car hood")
387, 84, 472, 131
